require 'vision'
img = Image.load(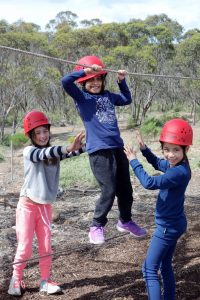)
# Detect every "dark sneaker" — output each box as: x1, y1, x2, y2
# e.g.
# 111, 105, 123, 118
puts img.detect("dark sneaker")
89, 226, 105, 245
8, 277, 25, 296
39, 279, 61, 295
116, 220, 147, 238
